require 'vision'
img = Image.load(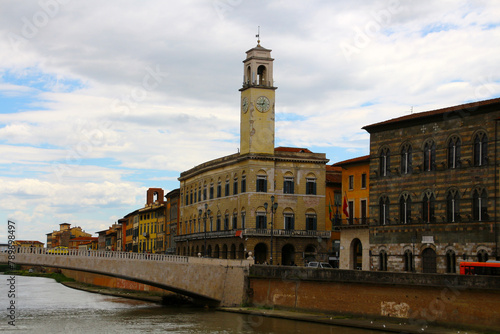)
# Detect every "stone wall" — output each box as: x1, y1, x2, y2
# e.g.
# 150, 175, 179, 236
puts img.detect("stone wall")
249, 265, 500, 330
